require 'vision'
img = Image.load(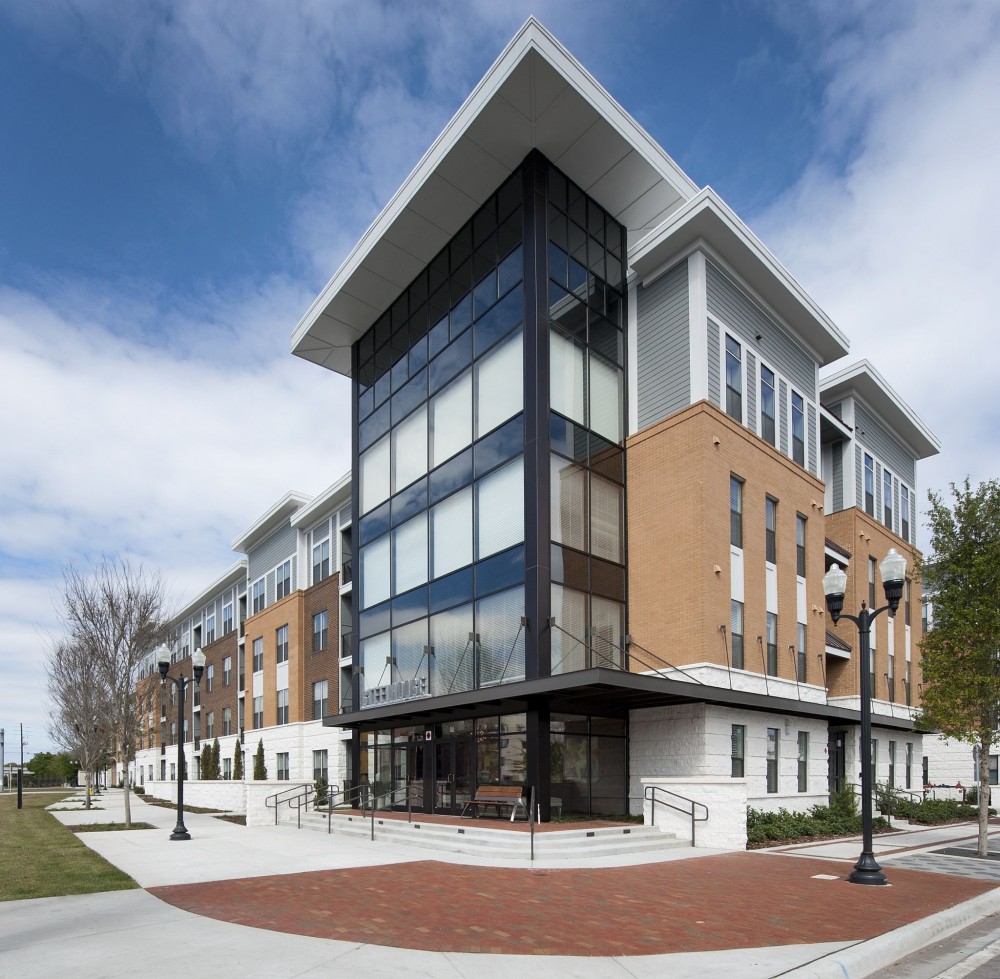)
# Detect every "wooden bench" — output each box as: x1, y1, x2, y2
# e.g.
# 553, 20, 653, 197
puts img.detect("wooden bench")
461, 784, 528, 822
